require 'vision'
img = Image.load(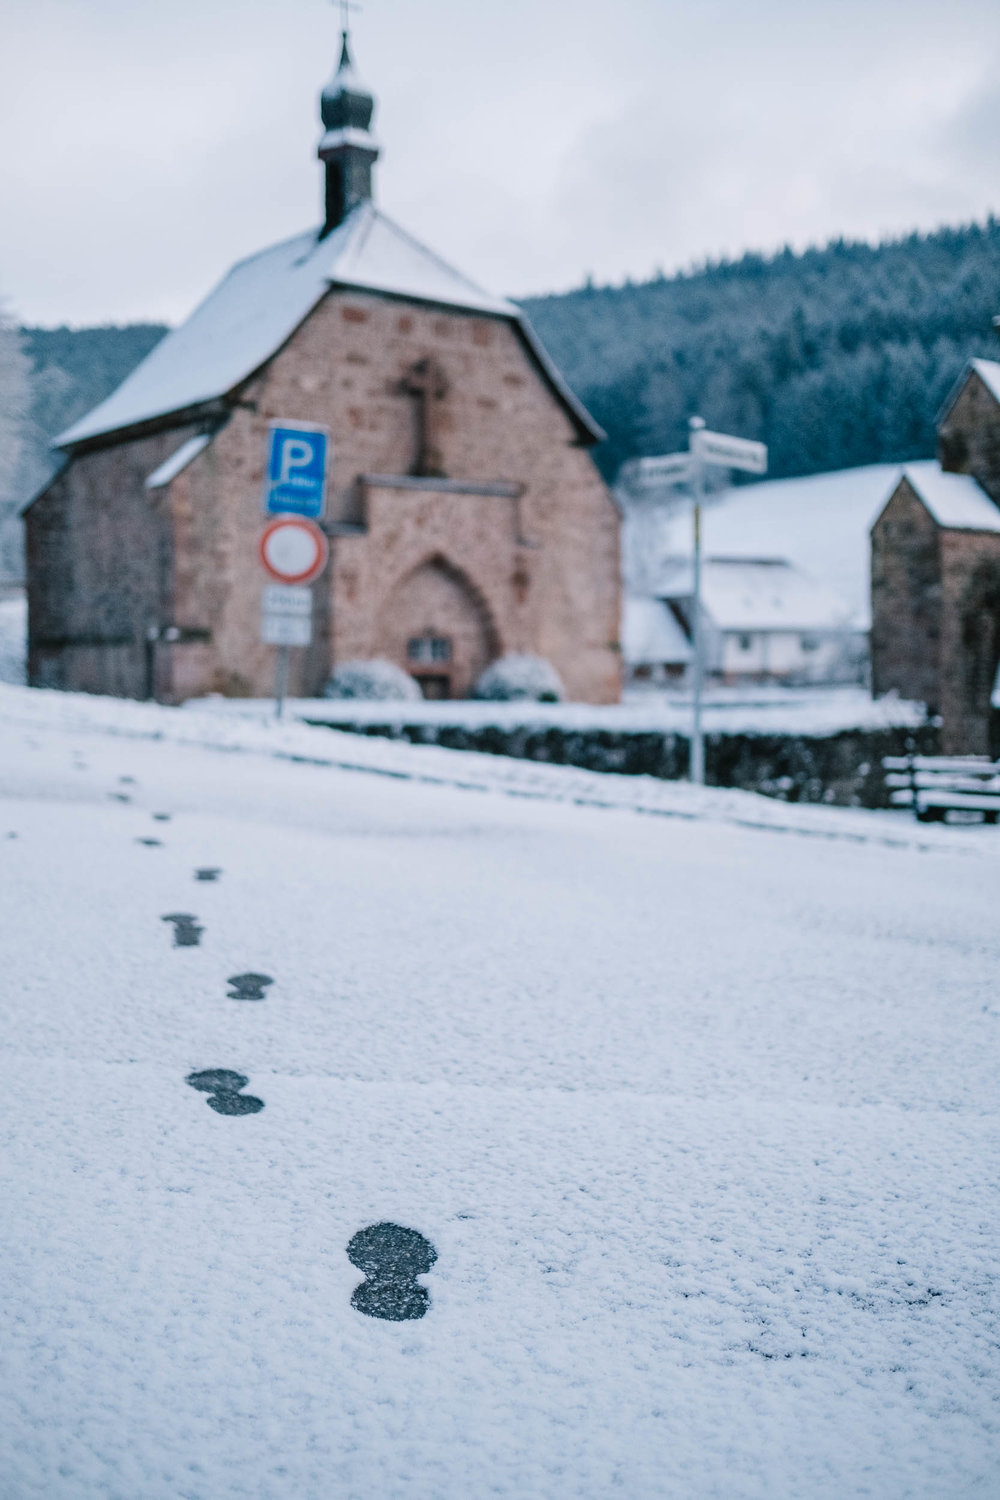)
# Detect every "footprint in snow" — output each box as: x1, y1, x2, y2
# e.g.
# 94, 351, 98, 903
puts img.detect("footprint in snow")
347, 1223, 437, 1321
162, 913, 204, 947
186, 1069, 264, 1116
153, 813, 171, 822
136, 838, 163, 848
227, 973, 273, 1001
